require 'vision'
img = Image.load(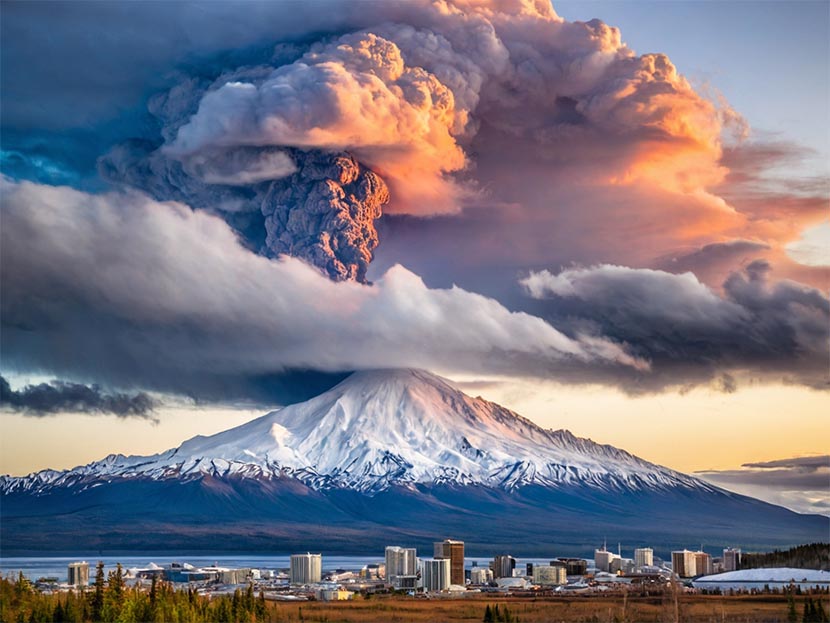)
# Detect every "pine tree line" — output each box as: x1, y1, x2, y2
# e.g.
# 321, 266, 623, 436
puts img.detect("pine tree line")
800, 596, 829, 622
0, 562, 268, 623
742, 543, 830, 571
